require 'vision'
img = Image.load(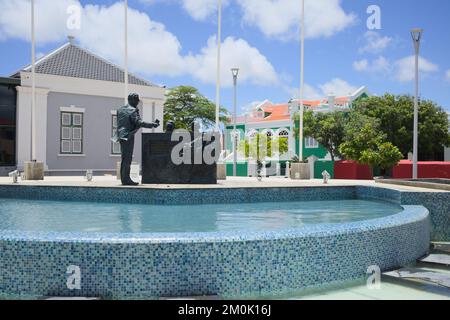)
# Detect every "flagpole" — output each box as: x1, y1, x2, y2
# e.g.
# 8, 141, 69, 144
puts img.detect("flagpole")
215, 0, 222, 131
124, 0, 129, 104
298, 0, 305, 160
31, 0, 36, 161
